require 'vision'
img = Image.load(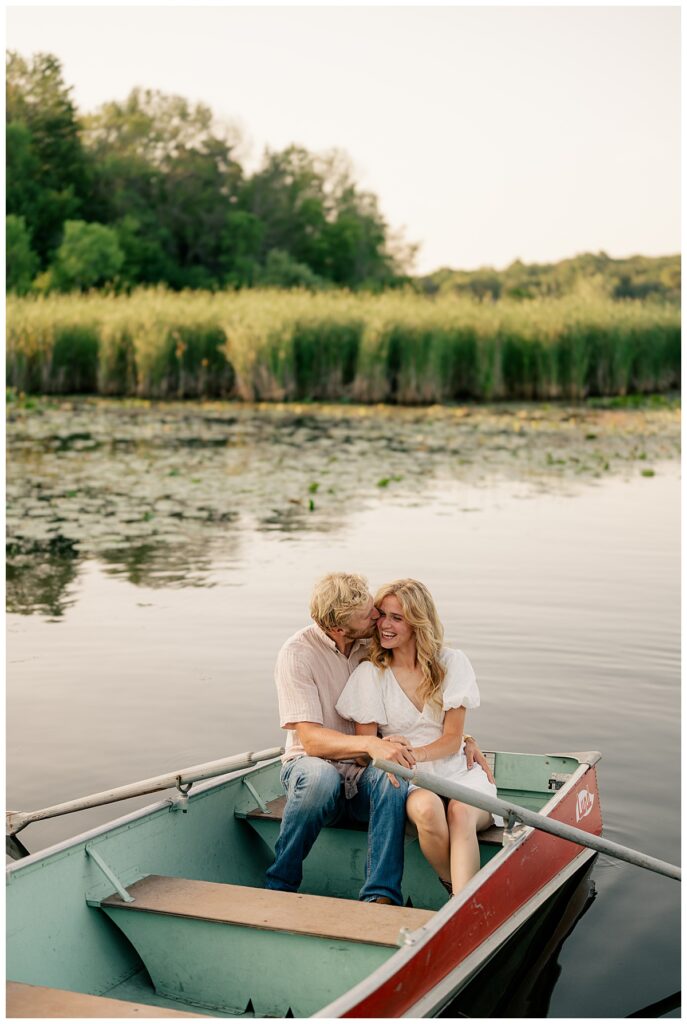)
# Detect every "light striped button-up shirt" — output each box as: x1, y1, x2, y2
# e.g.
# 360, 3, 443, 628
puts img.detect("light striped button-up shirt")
275, 623, 370, 770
